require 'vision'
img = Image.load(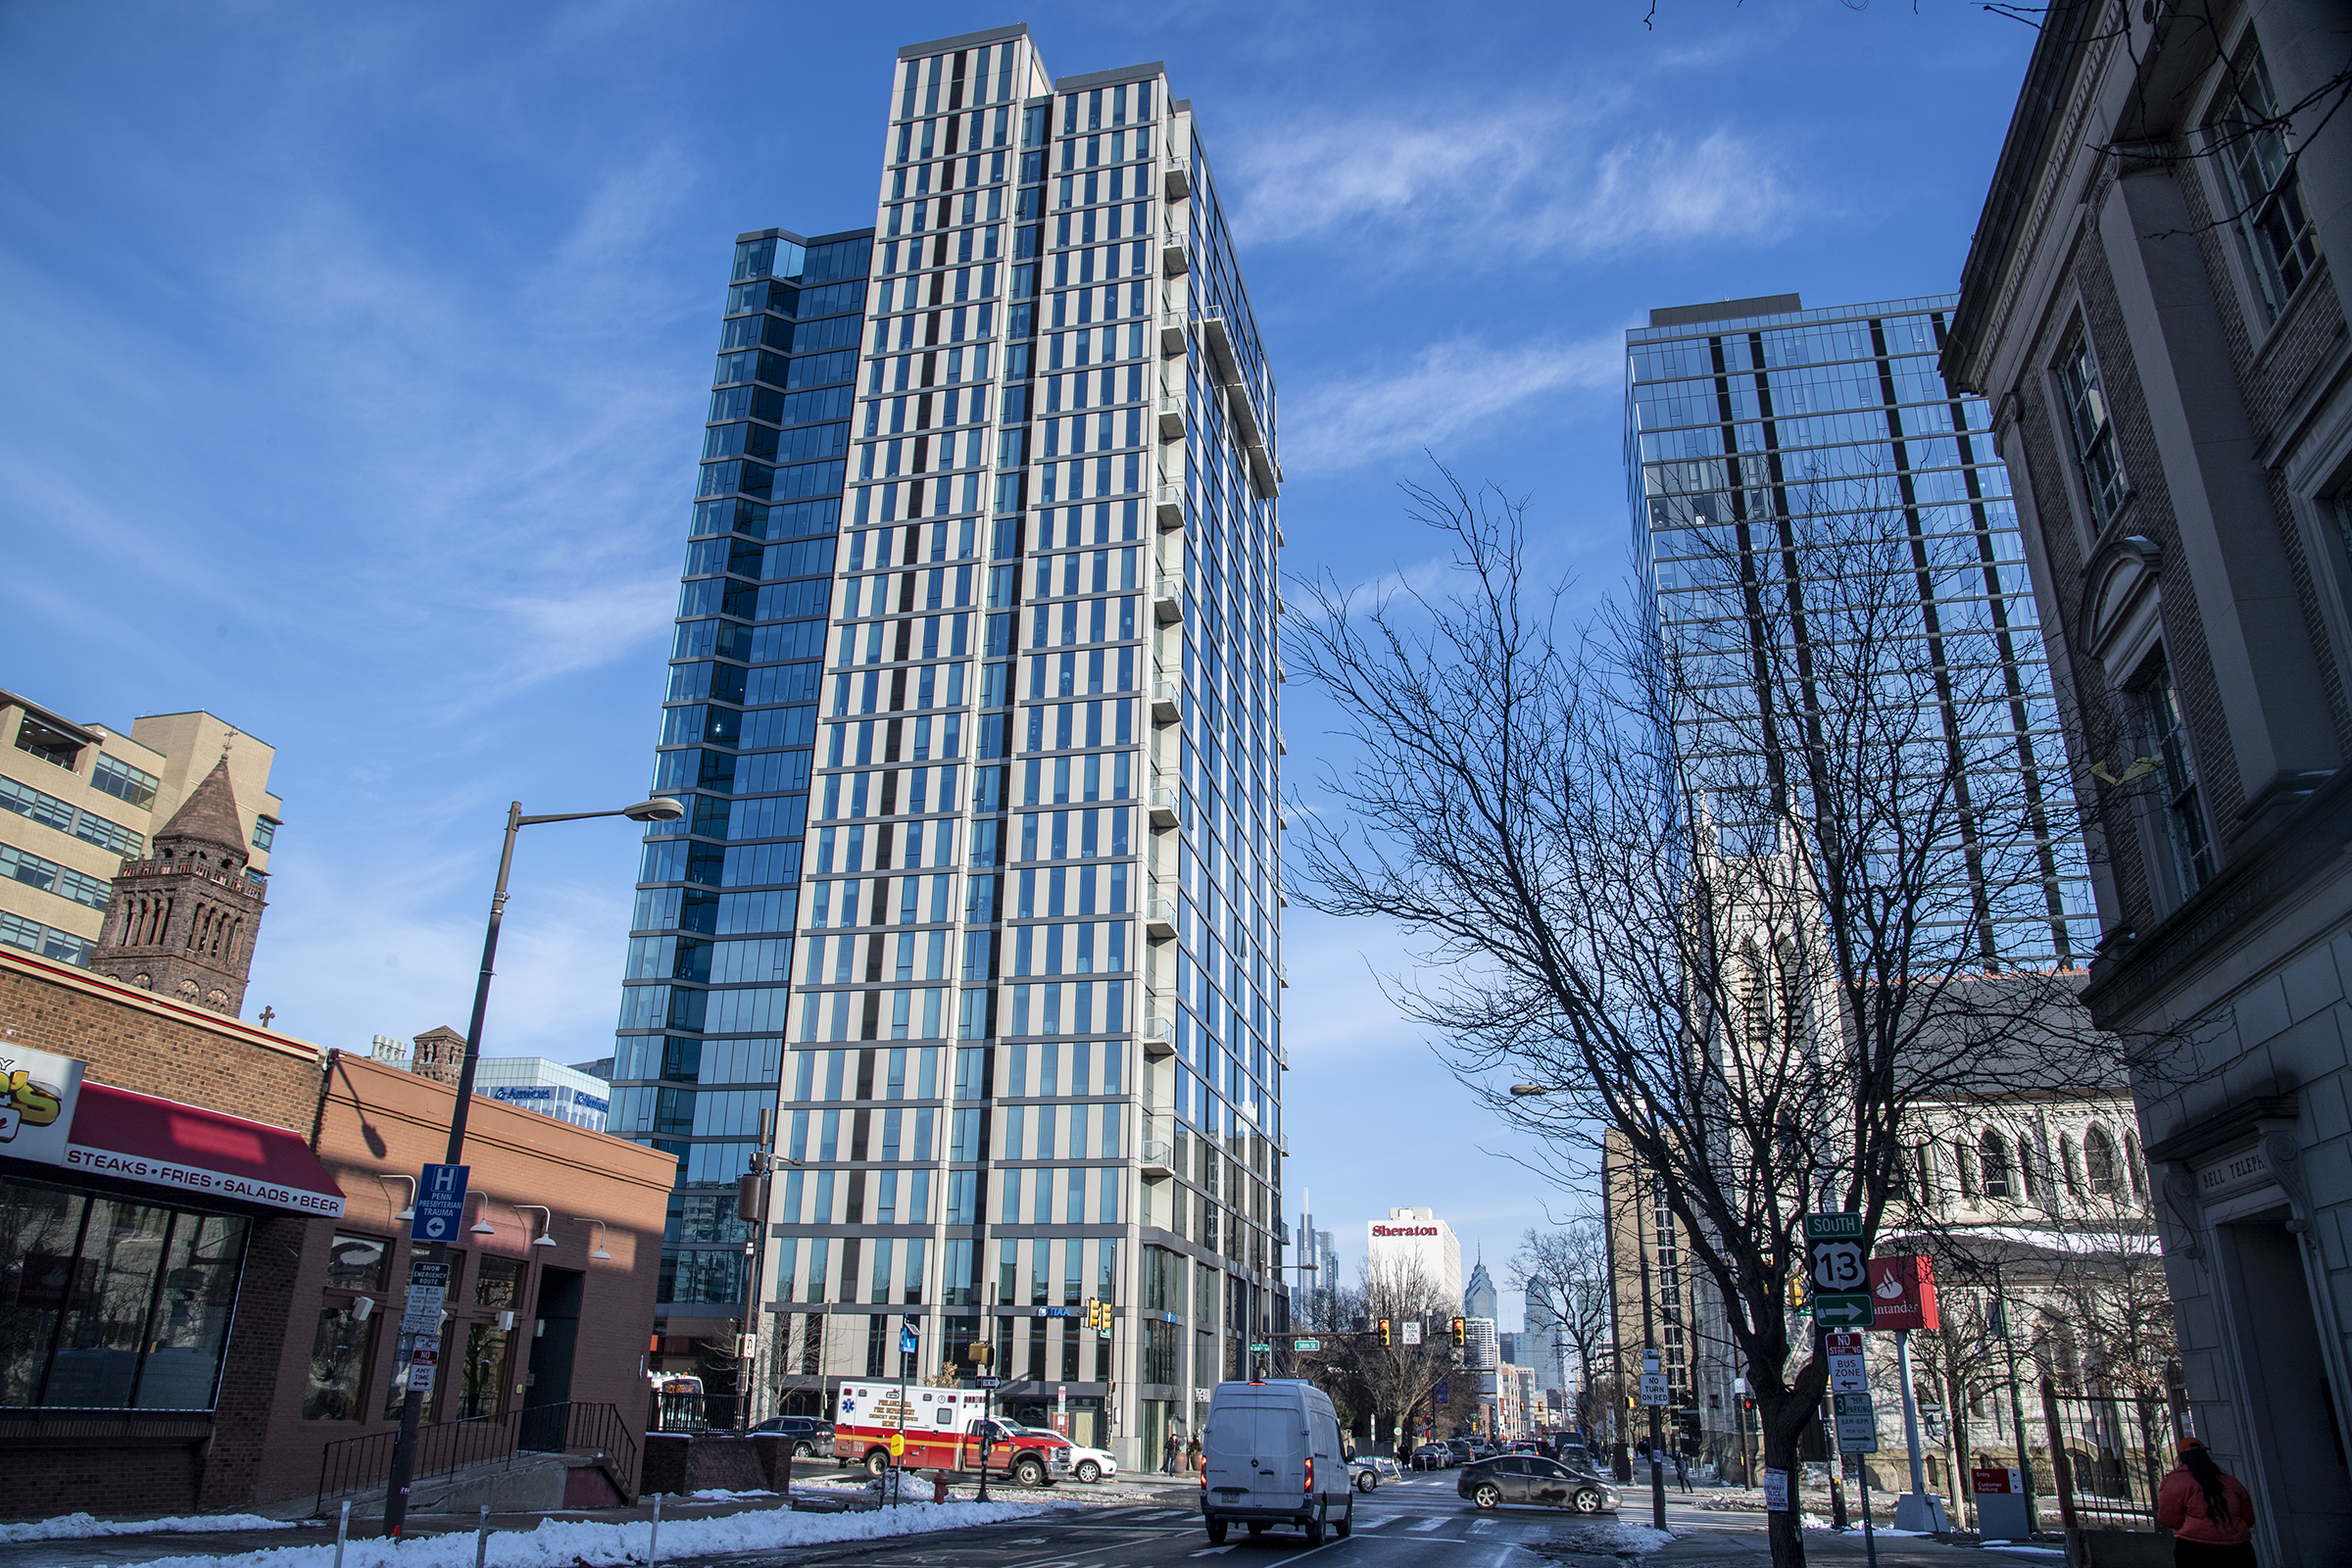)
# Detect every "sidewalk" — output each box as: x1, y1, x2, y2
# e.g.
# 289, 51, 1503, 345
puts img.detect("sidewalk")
0, 1472, 1197, 1568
